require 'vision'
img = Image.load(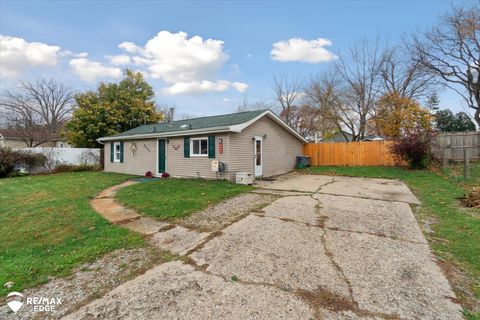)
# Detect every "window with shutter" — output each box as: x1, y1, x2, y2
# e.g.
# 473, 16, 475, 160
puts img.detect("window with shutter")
208, 136, 215, 158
